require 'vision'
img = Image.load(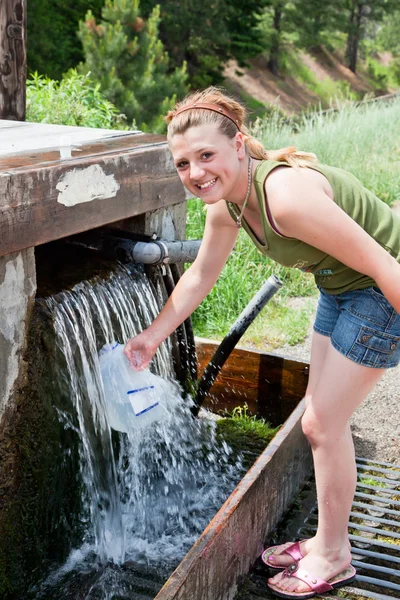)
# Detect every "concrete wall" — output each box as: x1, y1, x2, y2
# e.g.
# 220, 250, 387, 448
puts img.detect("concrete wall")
0, 119, 188, 598
113, 201, 187, 242
0, 249, 36, 424
0, 199, 186, 430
